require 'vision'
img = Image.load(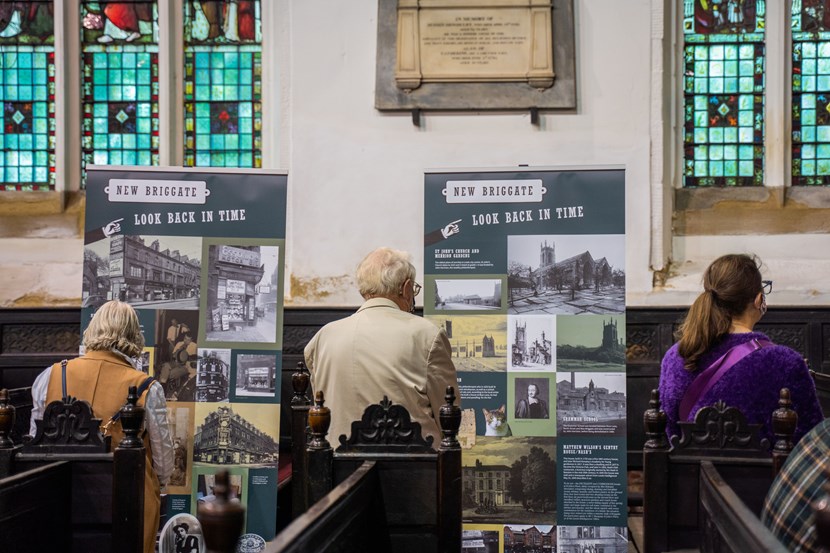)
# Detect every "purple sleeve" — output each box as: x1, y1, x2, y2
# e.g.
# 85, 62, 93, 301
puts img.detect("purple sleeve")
658, 345, 687, 440
780, 355, 824, 442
